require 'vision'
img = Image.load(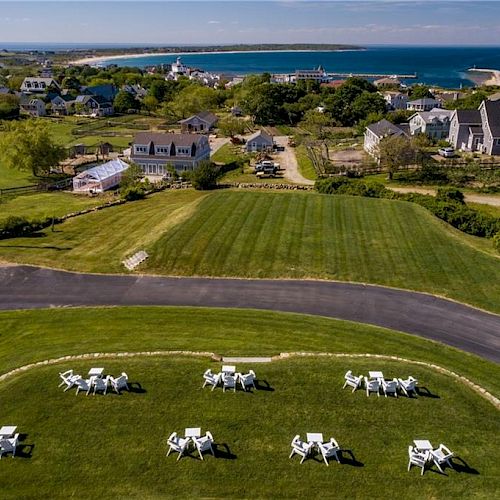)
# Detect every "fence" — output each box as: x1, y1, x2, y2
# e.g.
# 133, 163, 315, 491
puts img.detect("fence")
0, 177, 73, 197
